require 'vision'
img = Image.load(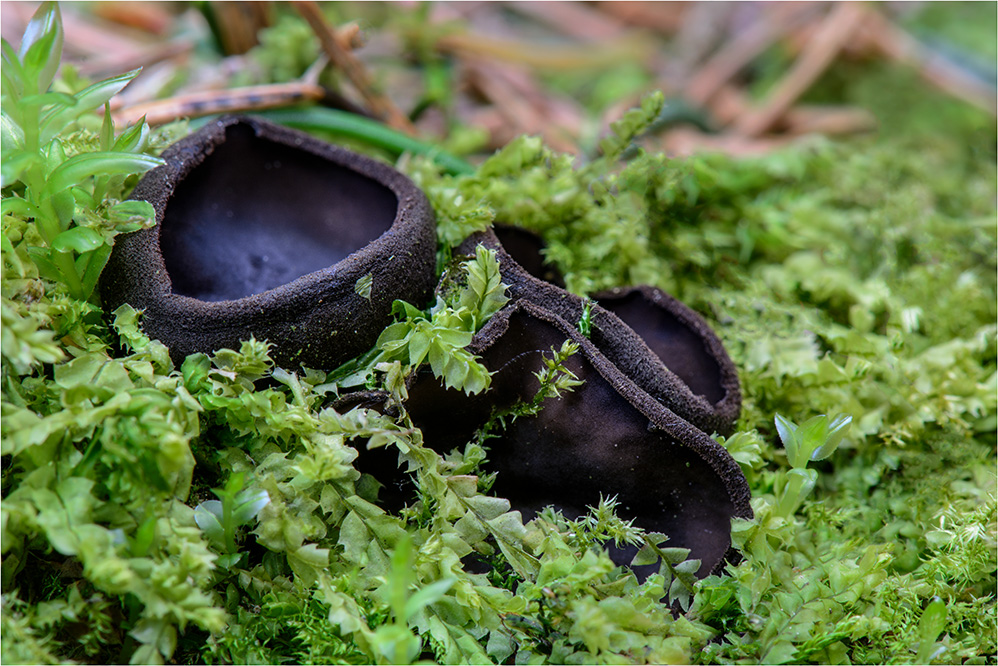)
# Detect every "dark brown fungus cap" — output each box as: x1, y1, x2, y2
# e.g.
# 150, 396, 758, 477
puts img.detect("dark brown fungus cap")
406, 298, 752, 578
593, 285, 741, 433
493, 223, 566, 288
100, 115, 437, 369
463, 228, 741, 436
